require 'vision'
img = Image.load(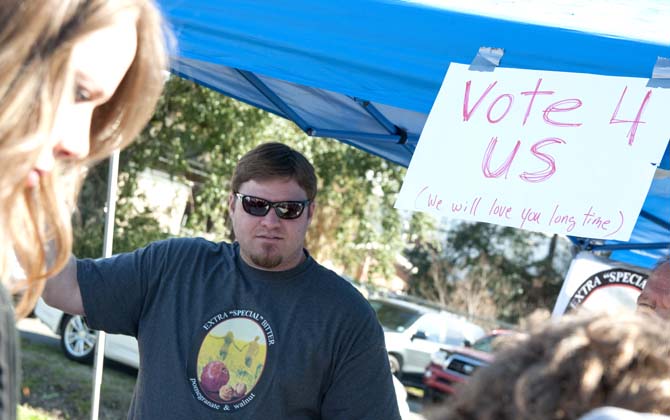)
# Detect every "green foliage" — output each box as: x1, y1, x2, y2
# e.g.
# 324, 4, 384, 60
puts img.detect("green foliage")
72, 75, 570, 322
404, 220, 572, 323
72, 76, 408, 282
18, 405, 53, 420
127, 76, 271, 235
73, 161, 171, 258
295, 136, 407, 279
403, 213, 450, 299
